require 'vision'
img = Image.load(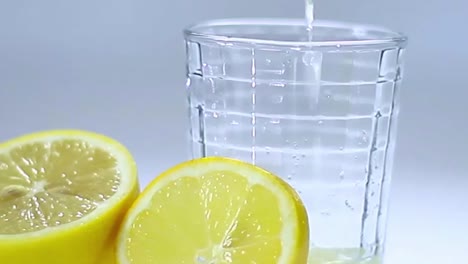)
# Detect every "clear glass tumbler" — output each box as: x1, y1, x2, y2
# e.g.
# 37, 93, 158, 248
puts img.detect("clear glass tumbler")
184, 18, 407, 264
